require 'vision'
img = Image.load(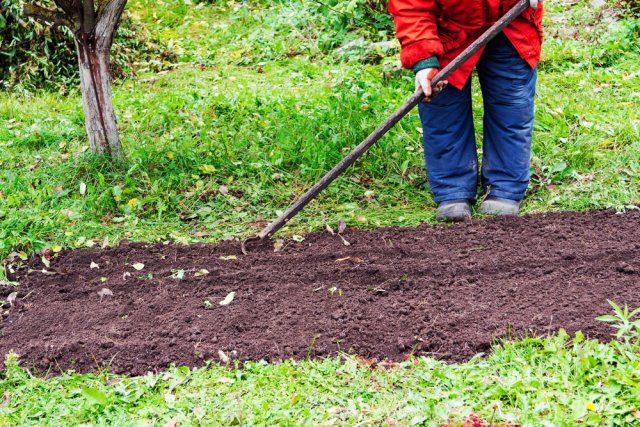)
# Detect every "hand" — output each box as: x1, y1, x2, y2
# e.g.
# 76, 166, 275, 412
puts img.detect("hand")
415, 68, 448, 102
